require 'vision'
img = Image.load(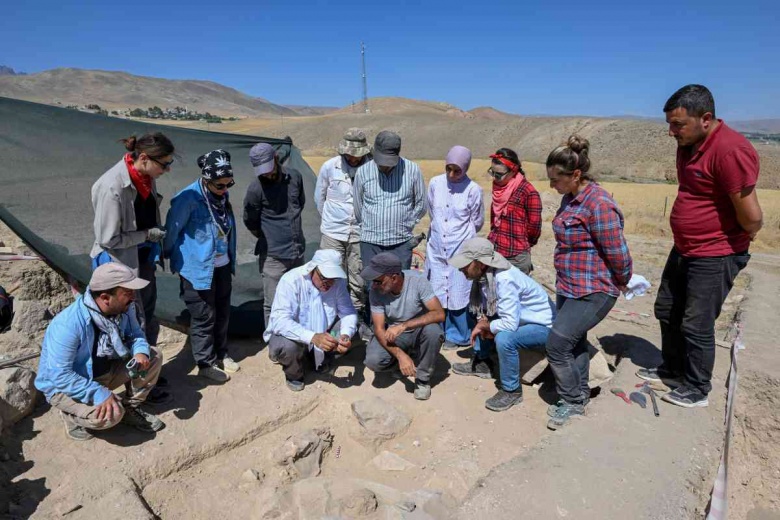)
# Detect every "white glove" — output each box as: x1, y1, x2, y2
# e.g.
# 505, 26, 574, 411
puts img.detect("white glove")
146, 227, 167, 243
